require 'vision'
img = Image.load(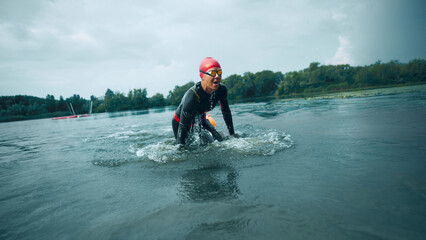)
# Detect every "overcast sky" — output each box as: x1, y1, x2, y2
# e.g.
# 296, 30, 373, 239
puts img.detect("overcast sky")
1, 0, 425, 99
